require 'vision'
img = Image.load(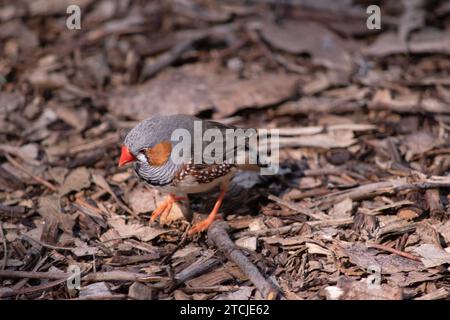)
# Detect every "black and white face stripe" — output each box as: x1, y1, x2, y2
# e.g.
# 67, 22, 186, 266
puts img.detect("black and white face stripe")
134, 160, 180, 187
